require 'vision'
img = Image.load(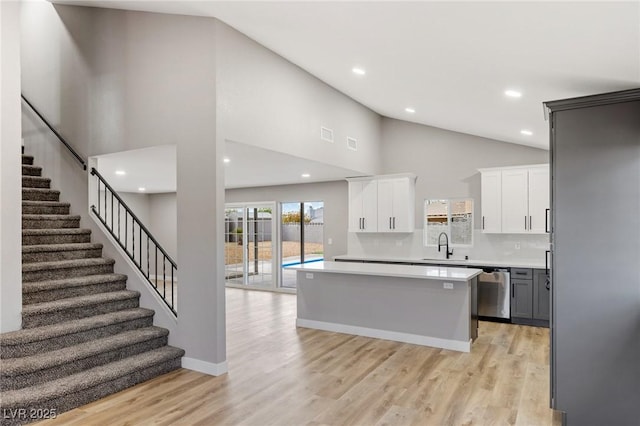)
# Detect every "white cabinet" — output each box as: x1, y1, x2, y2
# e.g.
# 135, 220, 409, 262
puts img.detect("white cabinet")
348, 174, 416, 233
480, 164, 549, 234
348, 180, 378, 232
480, 170, 502, 233
377, 177, 415, 233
